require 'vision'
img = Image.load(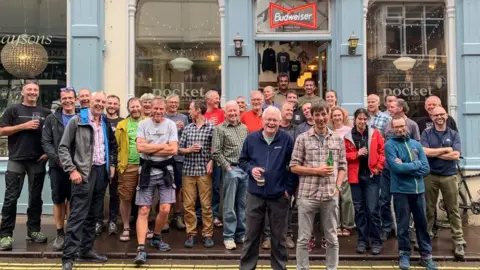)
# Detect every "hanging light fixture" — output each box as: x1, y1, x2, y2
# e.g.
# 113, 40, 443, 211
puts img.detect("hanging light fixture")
0, 35, 48, 78
393, 56, 416, 71
170, 56, 193, 72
